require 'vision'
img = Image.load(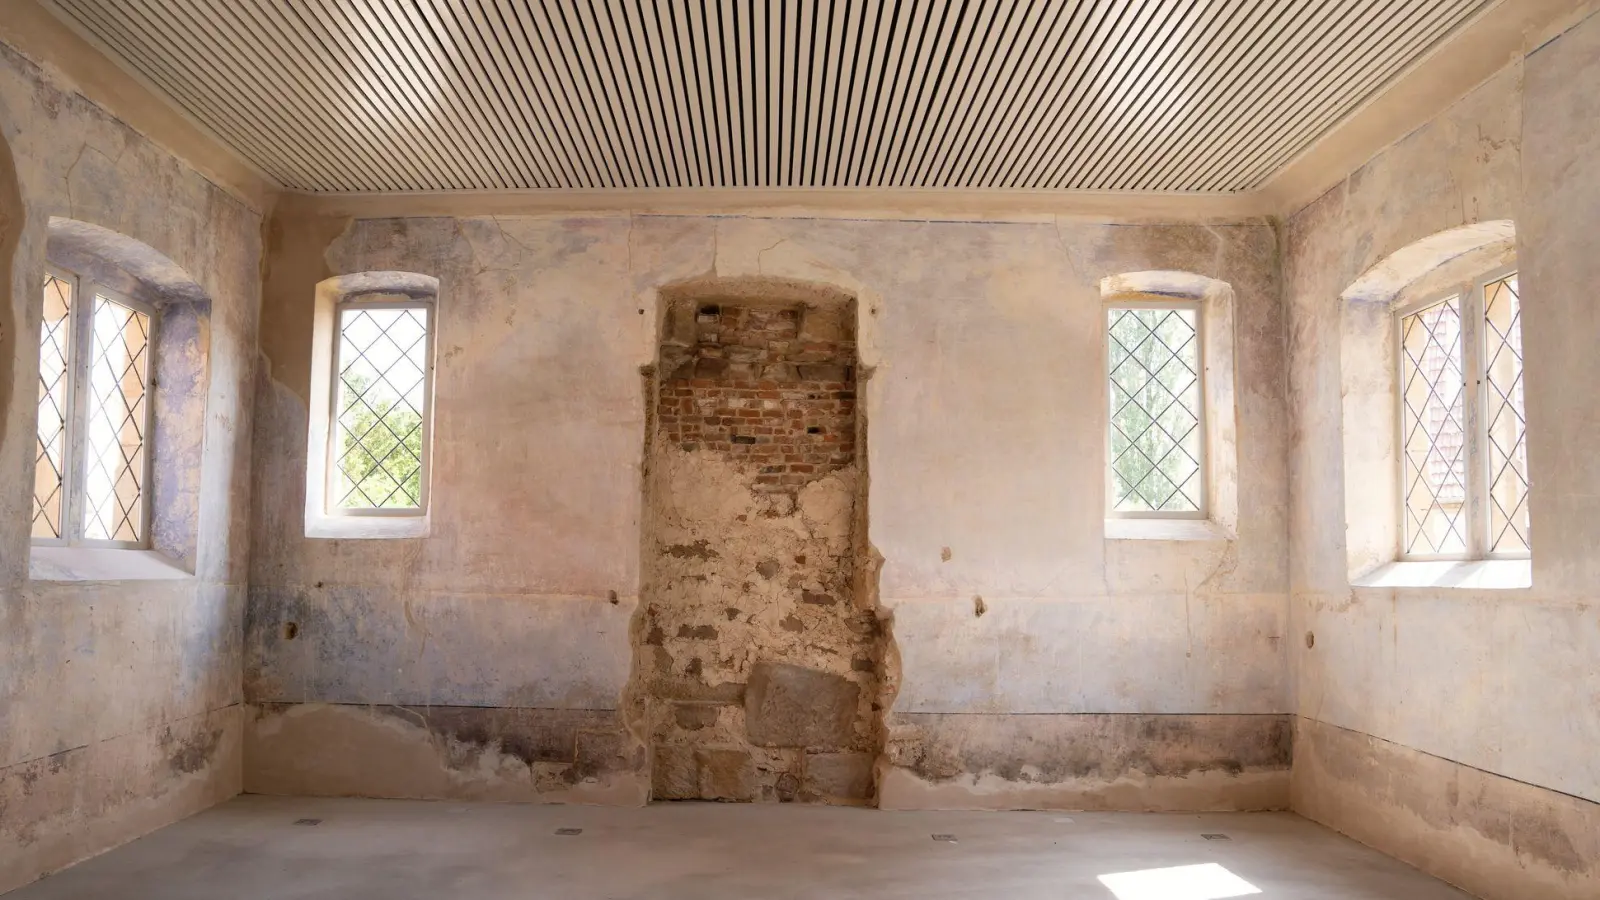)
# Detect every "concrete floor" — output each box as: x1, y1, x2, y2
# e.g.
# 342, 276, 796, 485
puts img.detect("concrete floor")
9, 796, 1474, 900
